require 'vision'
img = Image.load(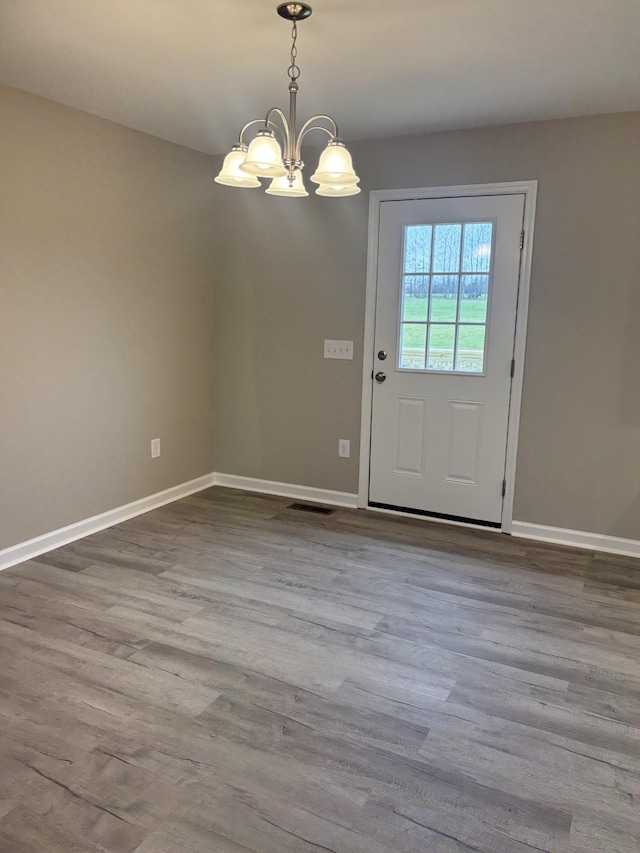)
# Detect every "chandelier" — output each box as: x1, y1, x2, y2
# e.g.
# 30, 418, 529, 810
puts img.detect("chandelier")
214, 3, 360, 198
